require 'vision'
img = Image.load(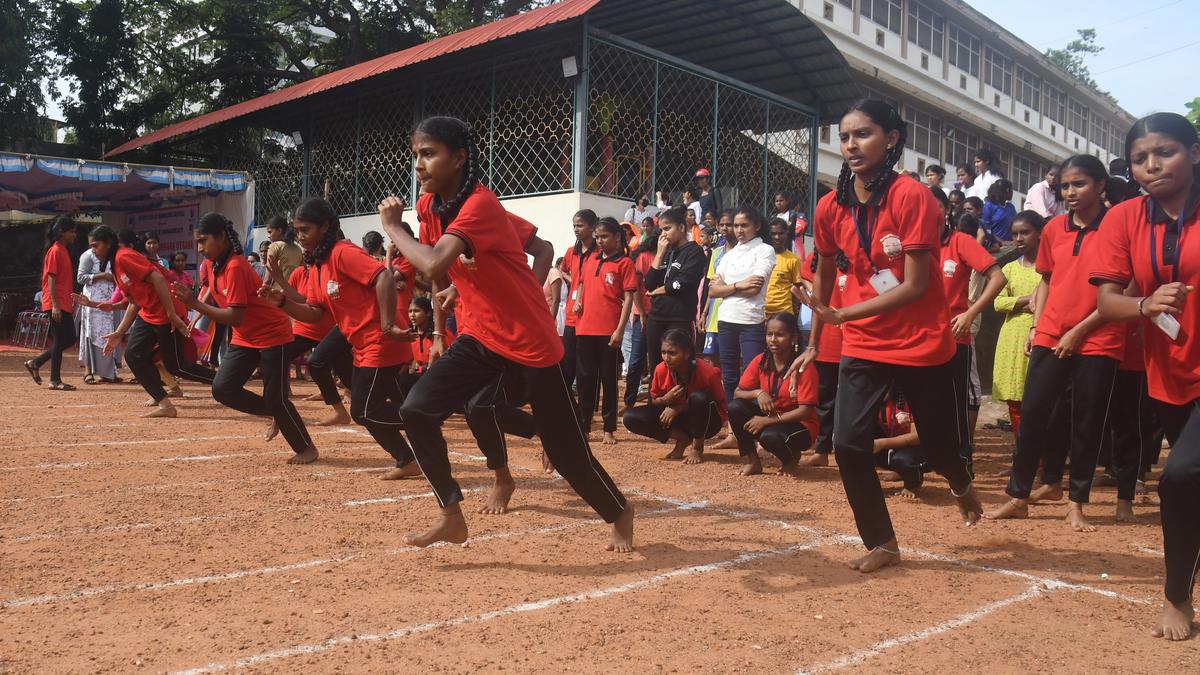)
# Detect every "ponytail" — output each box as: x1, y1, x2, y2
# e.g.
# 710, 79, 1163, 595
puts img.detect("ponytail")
295, 198, 343, 266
